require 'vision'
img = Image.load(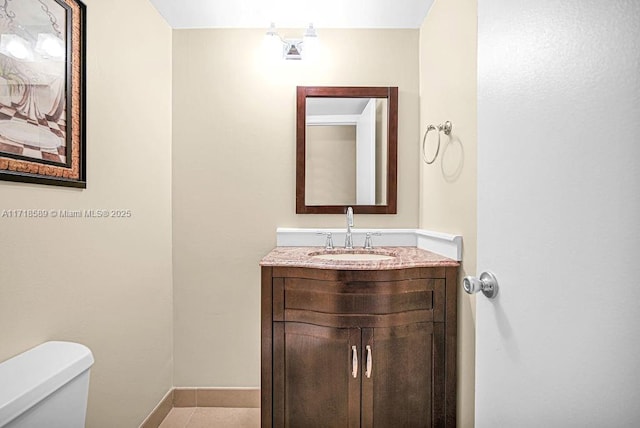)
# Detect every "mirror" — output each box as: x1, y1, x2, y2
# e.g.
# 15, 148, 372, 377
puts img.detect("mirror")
296, 86, 398, 214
